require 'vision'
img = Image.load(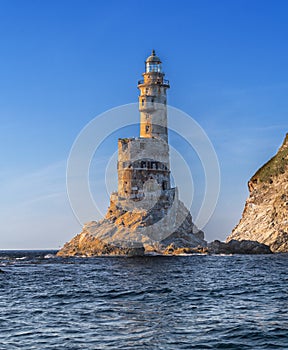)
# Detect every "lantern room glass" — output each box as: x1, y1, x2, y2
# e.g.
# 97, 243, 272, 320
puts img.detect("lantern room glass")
146, 62, 162, 73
